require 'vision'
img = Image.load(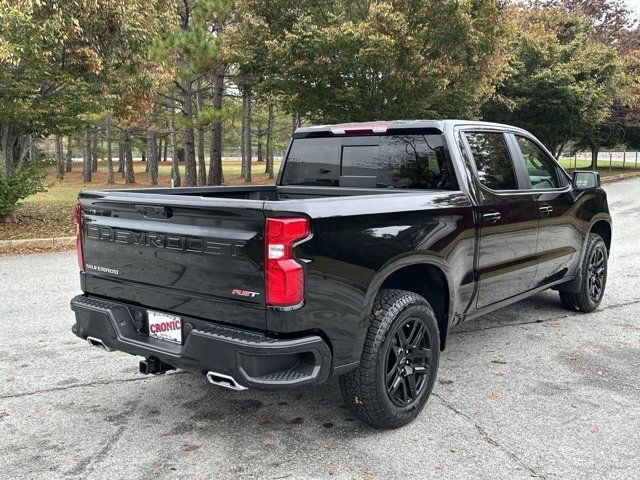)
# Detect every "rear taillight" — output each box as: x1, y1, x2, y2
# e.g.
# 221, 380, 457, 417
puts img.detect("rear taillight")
75, 202, 84, 271
265, 217, 310, 307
